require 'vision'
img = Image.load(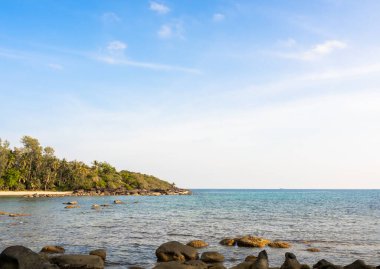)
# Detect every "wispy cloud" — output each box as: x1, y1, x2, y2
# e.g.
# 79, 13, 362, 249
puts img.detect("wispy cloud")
107, 40, 127, 52
213, 13, 225, 22
157, 22, 184, 39
277, 40, 347, 61
150, 1, 170, 14
48, 63, 63, 70
101, 12, 121, 23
